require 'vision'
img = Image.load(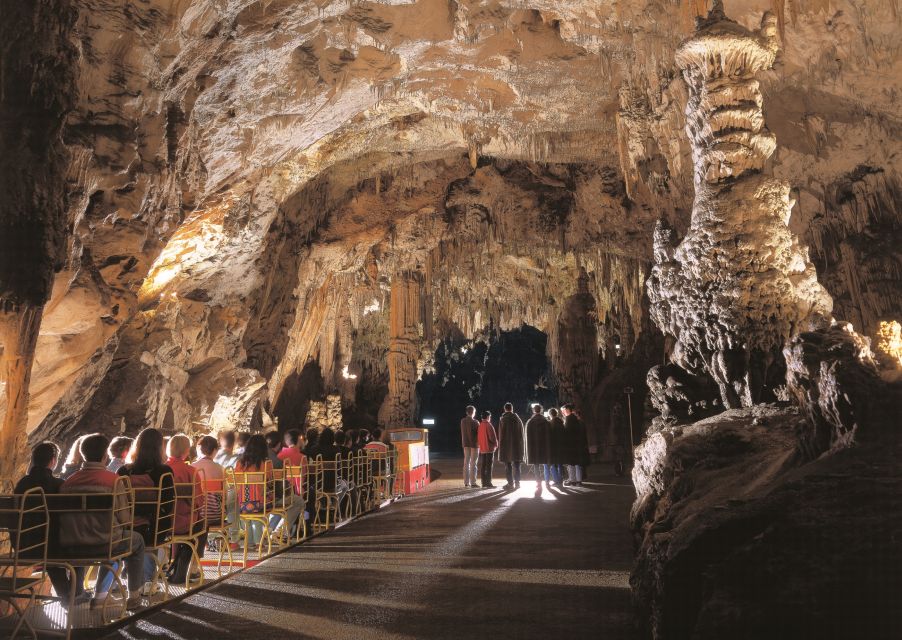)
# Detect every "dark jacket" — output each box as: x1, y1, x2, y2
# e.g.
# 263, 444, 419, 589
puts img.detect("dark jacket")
564, 413, 591, 466
460, 417, 479, 449
549, 416, 566, 465
15, 467, 64, 495
525, 414, 551, 465
497, 412, 525, 463
13, 468, 63, 556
